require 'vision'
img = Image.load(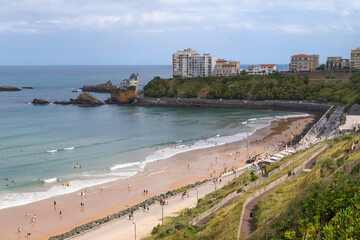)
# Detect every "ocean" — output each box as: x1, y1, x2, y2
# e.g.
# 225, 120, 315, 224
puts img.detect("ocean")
0, 65, 299, 210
